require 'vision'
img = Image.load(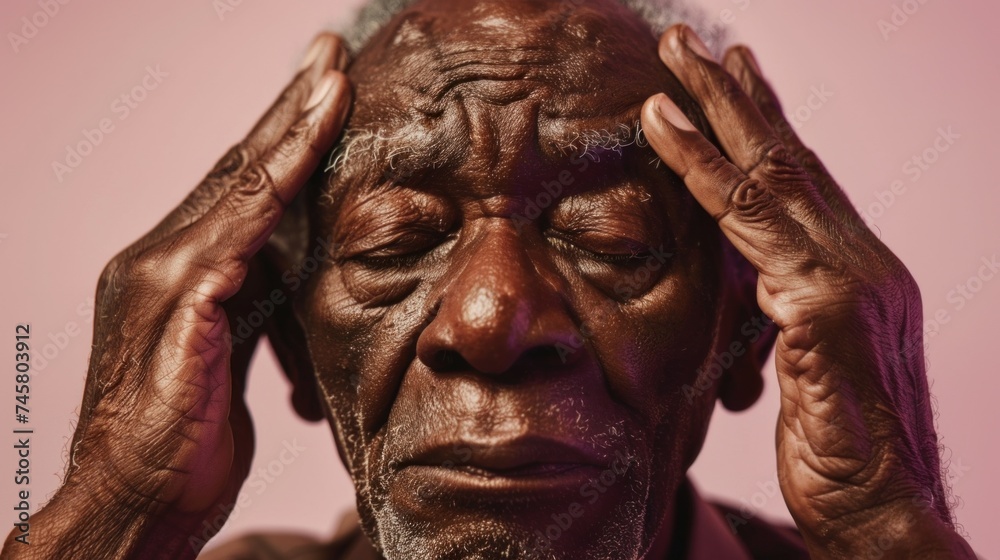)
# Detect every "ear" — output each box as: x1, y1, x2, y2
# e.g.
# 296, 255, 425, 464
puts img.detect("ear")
715, 238, 778, 412
258, 181, 325, 422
